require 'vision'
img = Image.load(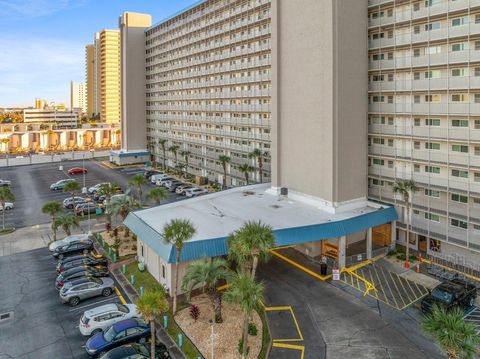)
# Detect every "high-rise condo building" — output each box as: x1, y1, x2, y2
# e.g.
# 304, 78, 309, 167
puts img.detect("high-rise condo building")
367, 0, 480, 262
70, 81, 86, 113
